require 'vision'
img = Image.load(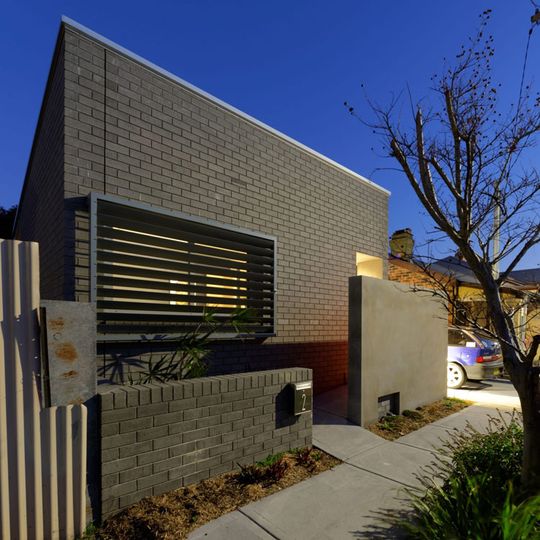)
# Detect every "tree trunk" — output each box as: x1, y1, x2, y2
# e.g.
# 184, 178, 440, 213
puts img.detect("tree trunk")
477, 276, 540, 494
512, 363, 540, 494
